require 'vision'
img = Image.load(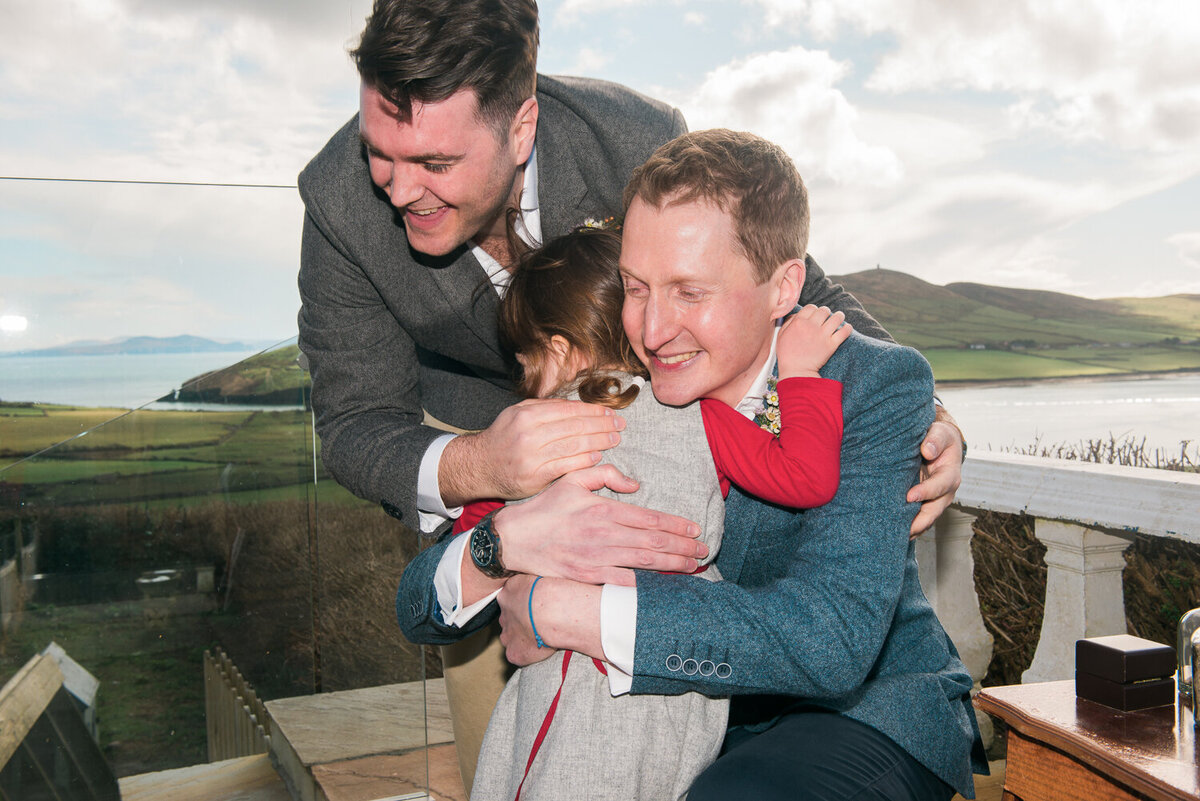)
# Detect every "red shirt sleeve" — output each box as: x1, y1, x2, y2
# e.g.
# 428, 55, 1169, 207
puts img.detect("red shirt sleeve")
452, 499, 505, 534
700, 376, 842, 508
